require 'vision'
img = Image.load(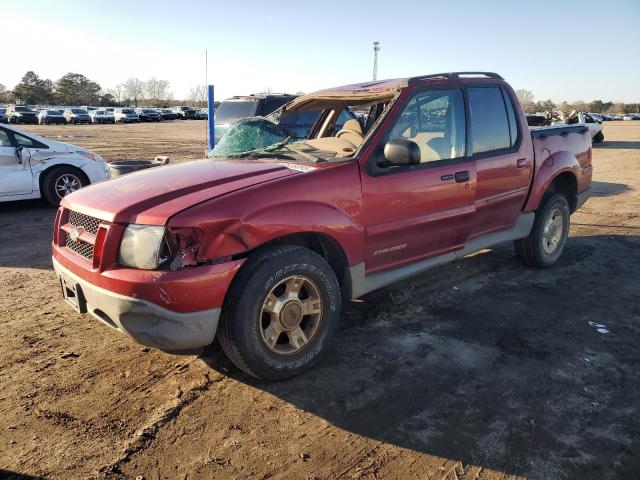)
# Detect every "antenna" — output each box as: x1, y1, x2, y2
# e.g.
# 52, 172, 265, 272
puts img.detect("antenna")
205, 49, 208, 155
372, 41, 380, 81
